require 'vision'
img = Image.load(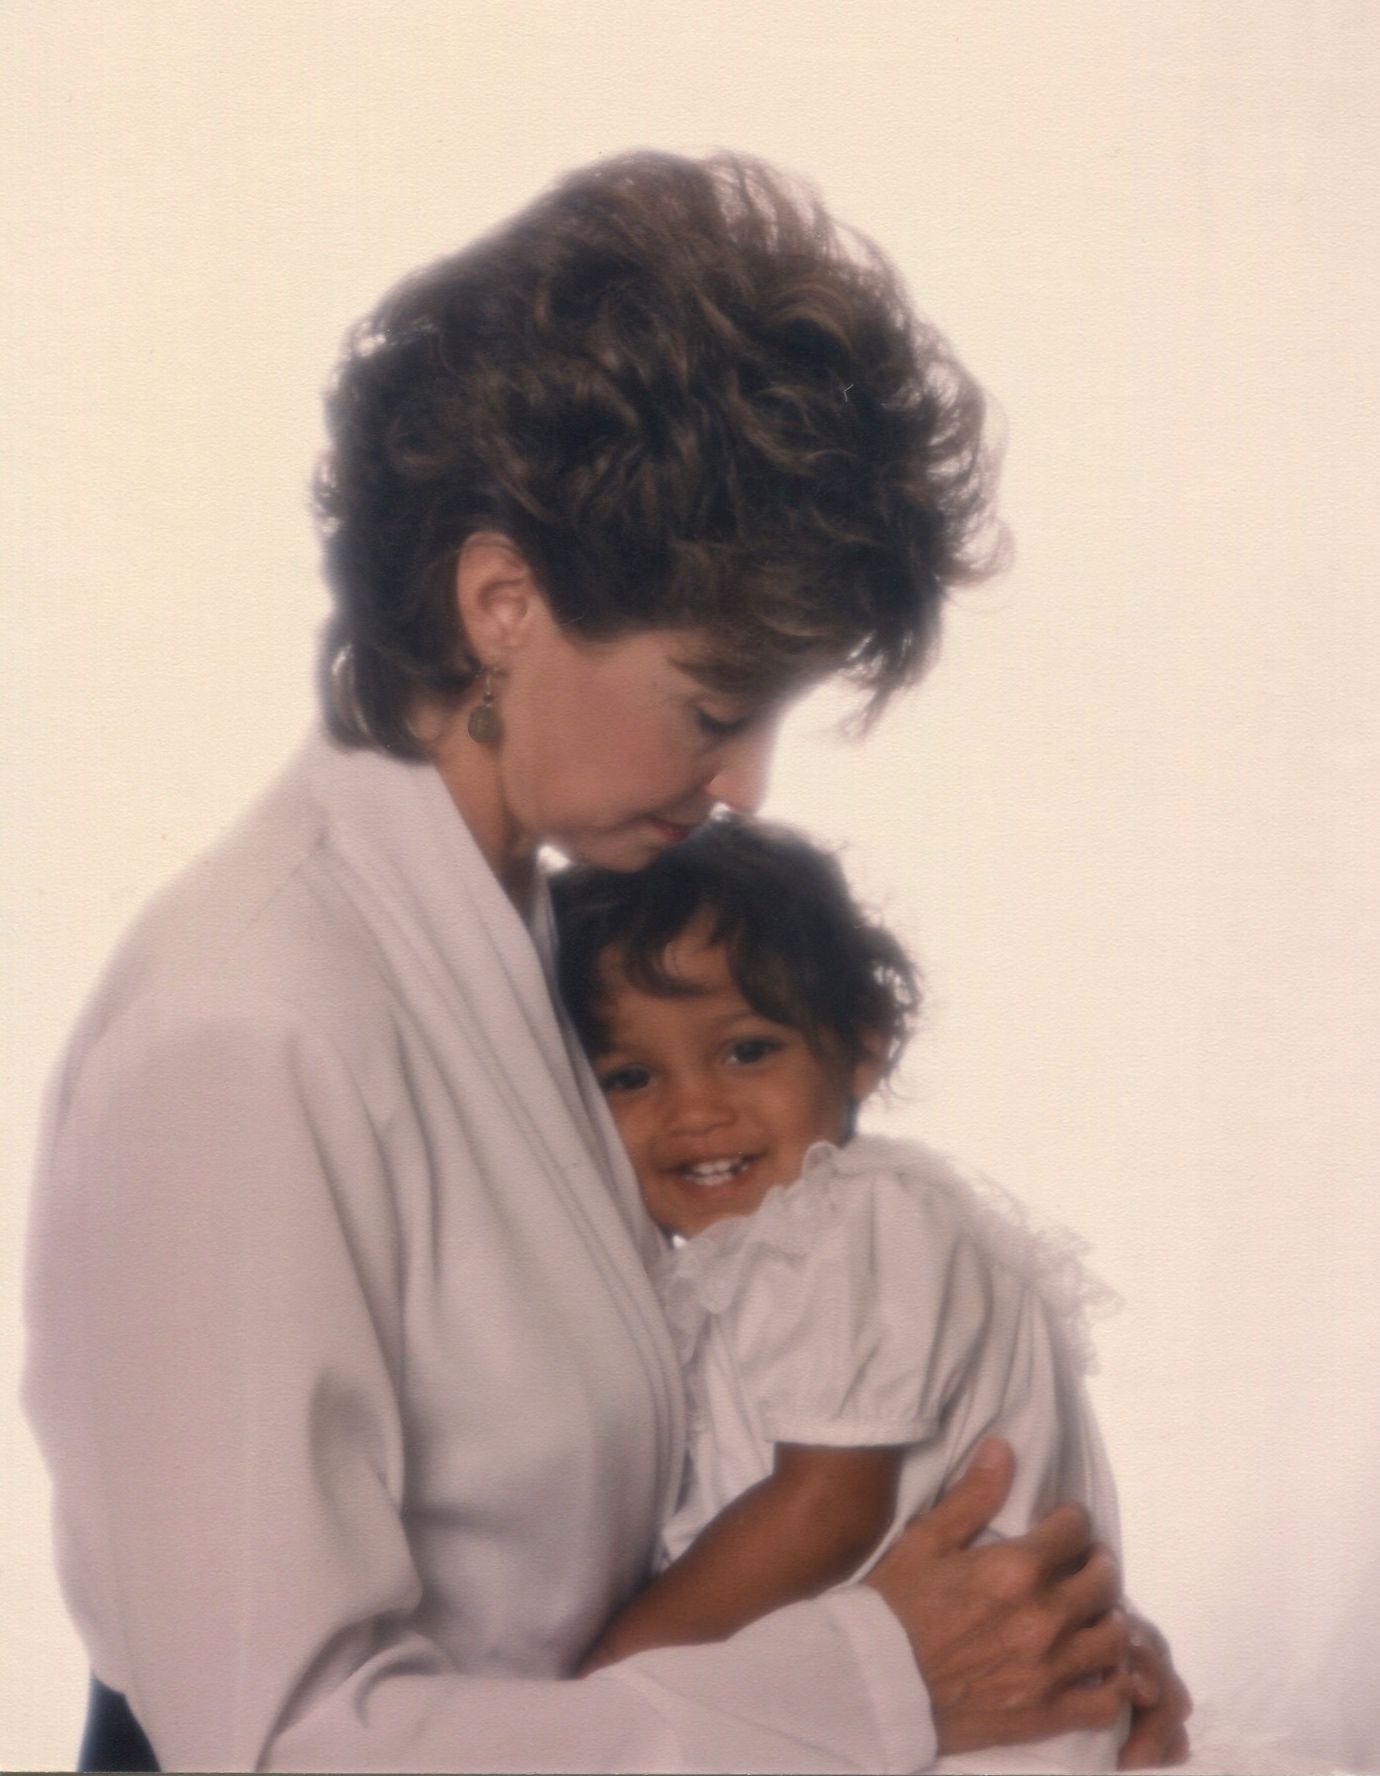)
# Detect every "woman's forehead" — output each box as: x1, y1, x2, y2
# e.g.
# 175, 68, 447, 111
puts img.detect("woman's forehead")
664, 632, 837, 705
